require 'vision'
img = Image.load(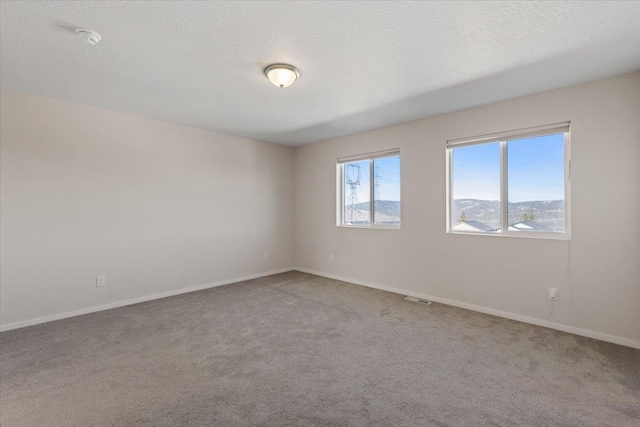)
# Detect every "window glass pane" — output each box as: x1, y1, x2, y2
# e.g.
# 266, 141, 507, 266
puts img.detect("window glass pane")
507, 133, 565, 232
451, 143, 501, 232
373, 155, 400, 225
343, 160, 370, 225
